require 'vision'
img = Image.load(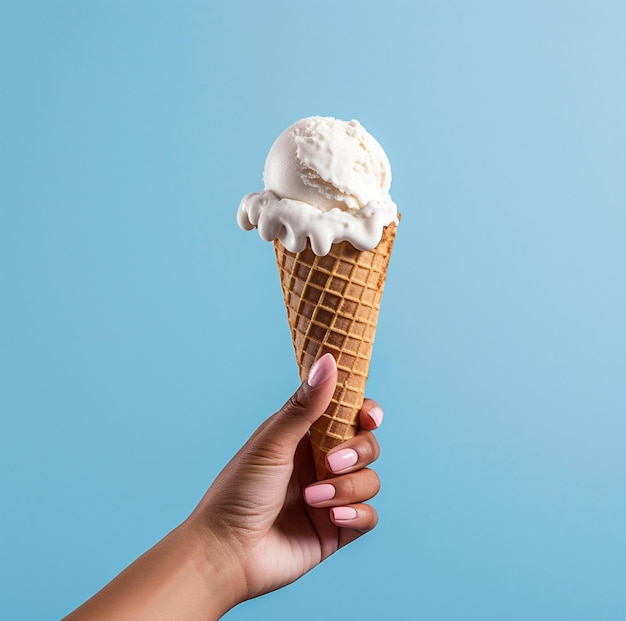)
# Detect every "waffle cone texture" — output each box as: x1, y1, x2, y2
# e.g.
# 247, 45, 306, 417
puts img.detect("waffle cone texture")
274, 223, 397, 480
